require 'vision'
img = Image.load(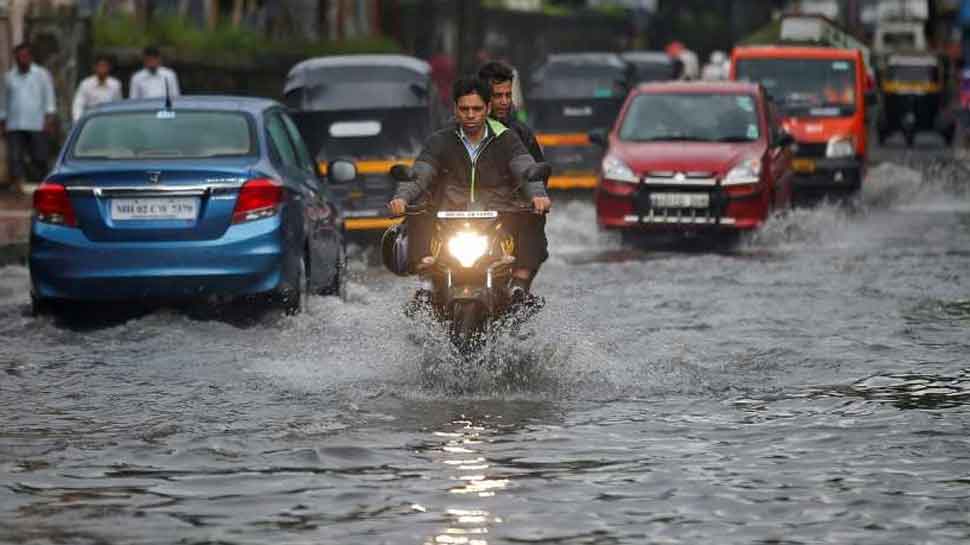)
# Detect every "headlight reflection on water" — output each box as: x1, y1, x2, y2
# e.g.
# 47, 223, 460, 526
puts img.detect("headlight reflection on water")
425, 419, 508, 545
447, 232, 489, 268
